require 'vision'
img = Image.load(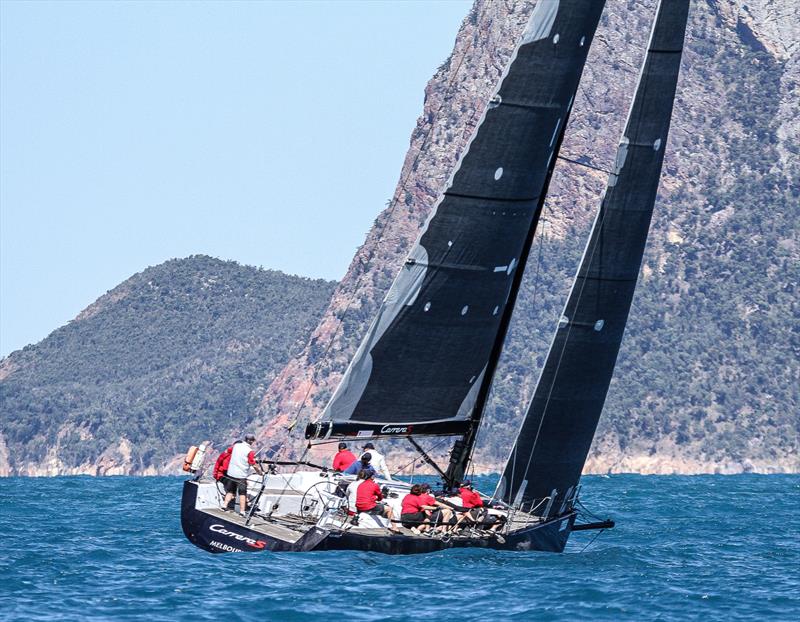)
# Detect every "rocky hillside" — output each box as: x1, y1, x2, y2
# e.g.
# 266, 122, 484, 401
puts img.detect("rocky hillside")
0, 256, 335, 475
3, 0, 797, 477
253, 0, 799, 474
